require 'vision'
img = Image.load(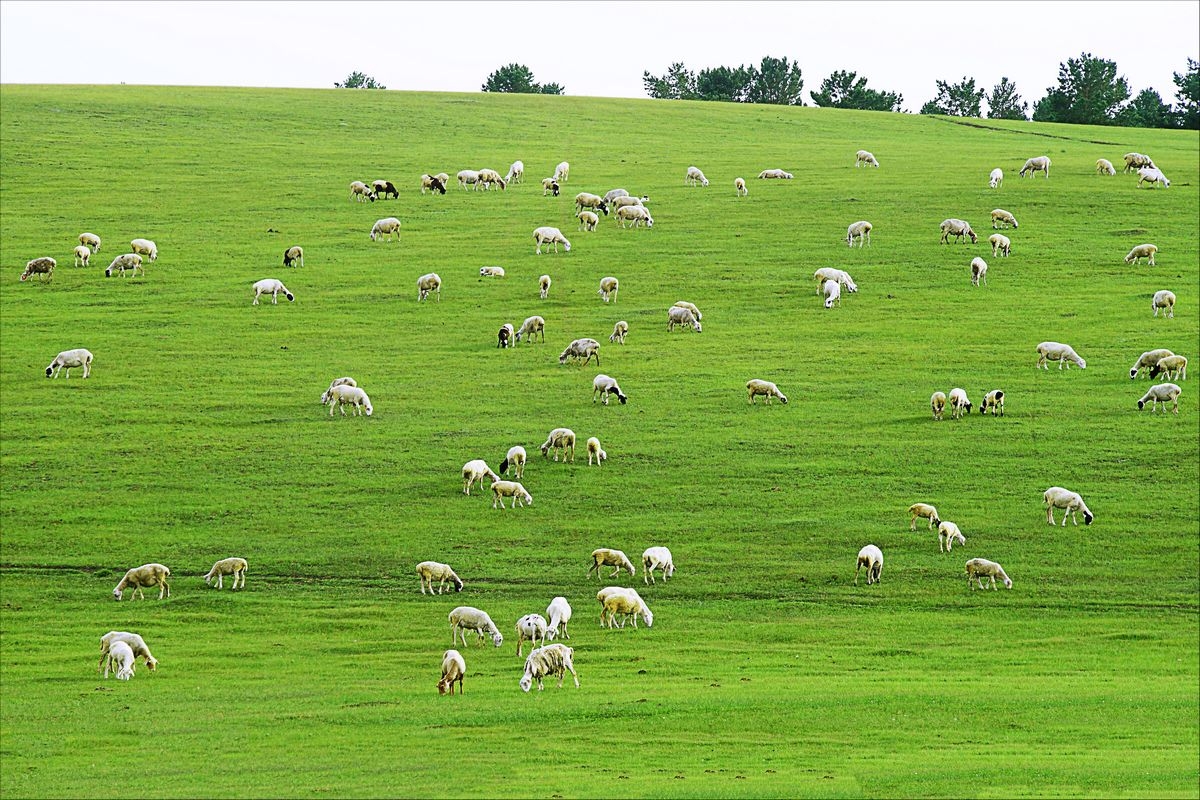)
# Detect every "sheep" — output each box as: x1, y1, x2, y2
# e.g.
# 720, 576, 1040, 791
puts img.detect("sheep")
1125, 244, 1158, 266
520, 643, 580, 692
990, 209, 1018, 230
604, 188, 630, 205
476, 168, 506, 191
937, 521, 966, 552
971, 257, 989, 287
416, 561, 464, 594
420, 174, 447, 195
1131, 349, 1175, 379
685, 165, 709, 187
980, 389, 1005, 416
350, 180, 377, 202
586, 436, 607, 466
79, 232, 101, 252
113, 563, 170, 601
757, 168, 793, 179
813, 267, 858, 294
642, 546, 675, 584
602, 589, 653, 629
370, 179, 399, 200
595, 586, 627, 624
1096, 158, 1117, 175
1123, 152, 1155, 172
1152, 290, 1176, 318
541, 178, 560, 196
203, 557, 248, 589
588, 548, 635, 579
1035, 342, 1086, 370
546, 596, 572, 640
252, 278, 294, 305
574, 192, 609, 215
369, 217, 401, 242
45, 348, 93, 379
129, 238, 157, 261
846, 220, 872, 248
492, 480, 533, 509
735, 177, 748, 196
611, 195, 649, 212
438, 649, 466, 695
855, 150, 879, 168
965, 558, 1012, 590
73, 245, 91, 268
746, 379, 787, 405
281, 246, 305, 268
1043, 486, 1094, 526
989, 234, 1011, 258
462, 459, 499, 495
516, 315, 545, 344
499, 445, 526, 480
515, 613, 549, 657
1137, 167, 1170, 188
949, 388, 972, 419
854, 545, 883, 585
598, 276, 619, 303
592, 374, 627, 405
448, 606, 503, 648
609, 320, 628, 344
479, 266, 505, 278
326, 384, 372, 416
434, 172, 450, 187
539, 274, 552, 300
417, 272, 442, 302
1150, 355, 1187, 381
931, 391, 947, 421
909, 503, 940, 530
577, 210, 599, 231
554, 161, 569, 182
940, 219, 978, 244
497, 322, 514, 348
533, 226, 571, 254
320, 378, 357, 405
106, 640, 136, 680
667, 306, 702, 332
1019, 156, 1051, 178
540, 428, 576, 462
104, 253, 144, 278
505, 160, 524, 184
822, 279, 841, 309
457, 169, 480, 190
559, 338, 600, 366
618, 204, 655, 230
672, 300, 703, 320
20, 256, 55, 282
988, 168, 1003, 189
99, 631, 157, 674
1138, 382, 1183, 414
